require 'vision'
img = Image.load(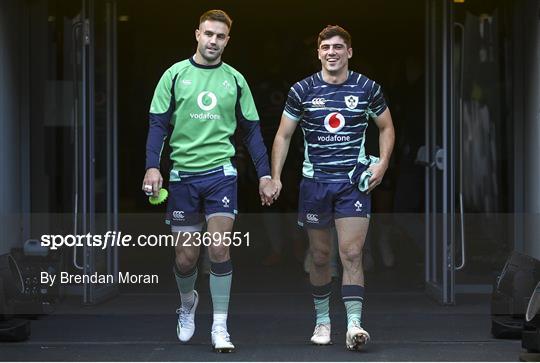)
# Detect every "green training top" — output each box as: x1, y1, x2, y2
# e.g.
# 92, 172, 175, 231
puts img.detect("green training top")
146, 57, 265, 174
